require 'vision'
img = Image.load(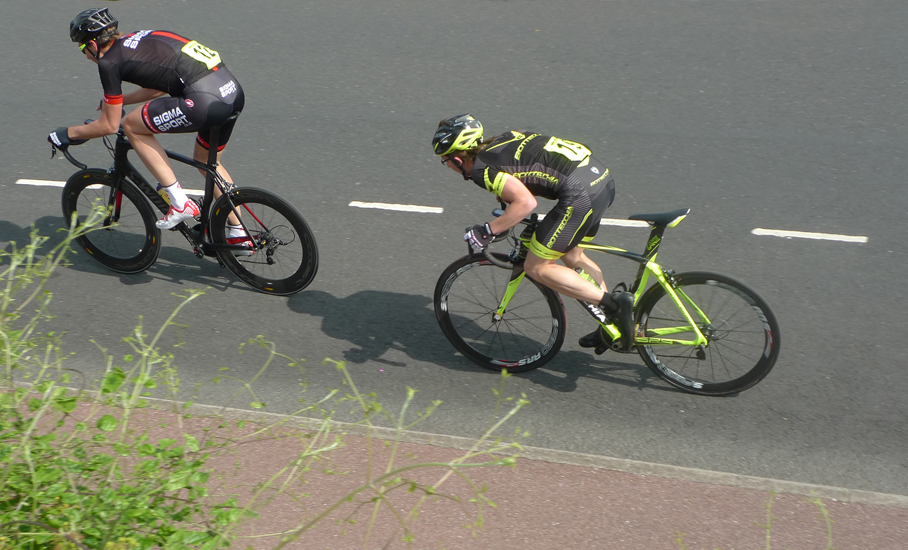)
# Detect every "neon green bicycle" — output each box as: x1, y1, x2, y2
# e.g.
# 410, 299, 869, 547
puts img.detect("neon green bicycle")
433, 207, 780, 396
